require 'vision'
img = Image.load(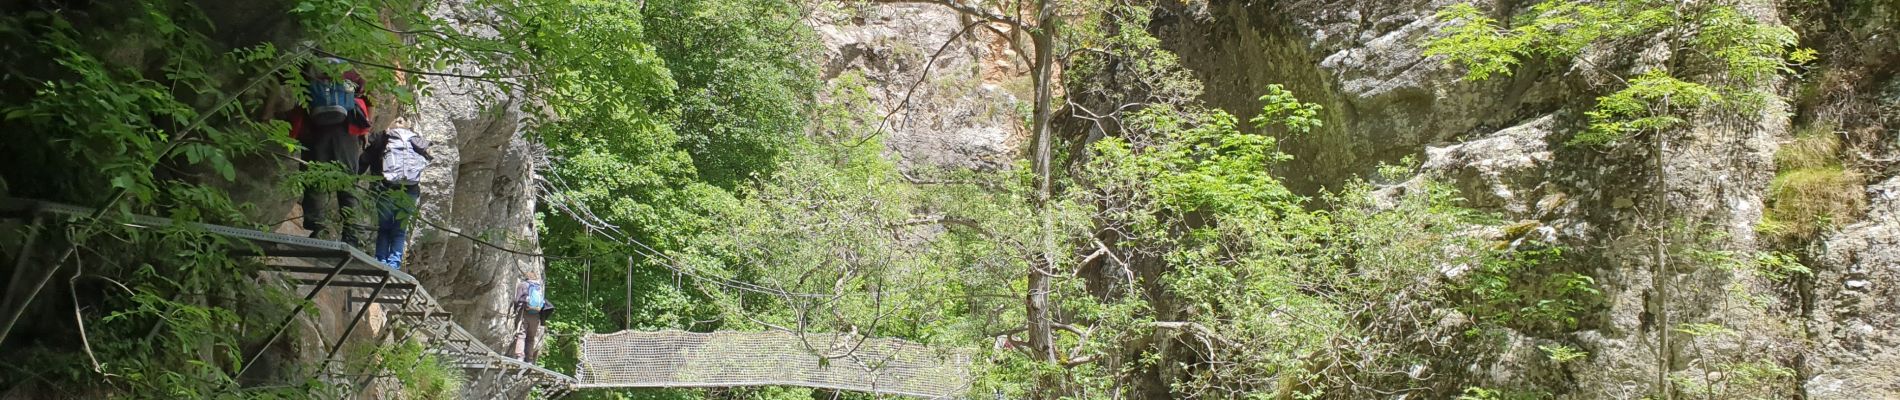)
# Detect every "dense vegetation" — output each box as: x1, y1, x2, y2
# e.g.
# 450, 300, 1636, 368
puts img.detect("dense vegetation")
0, 0, 1851, 399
